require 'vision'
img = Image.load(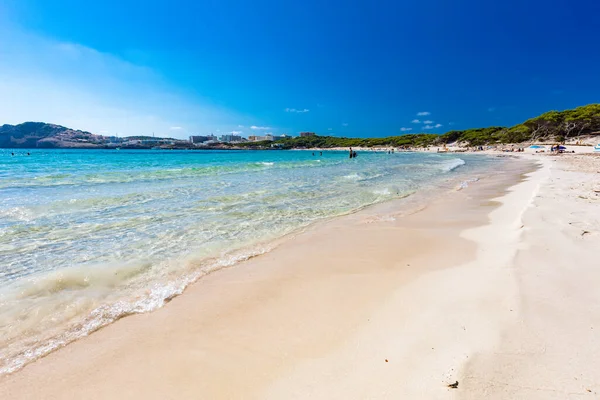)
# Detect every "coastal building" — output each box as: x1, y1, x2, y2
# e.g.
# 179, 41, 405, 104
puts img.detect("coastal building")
218, 134, 243, 143
300, 132, 315, 137
141, 138, 175, 146
247, 134, 290, 142
189, 135, 216, 144
248, 135, 273, 142
271, 134, 290, 141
